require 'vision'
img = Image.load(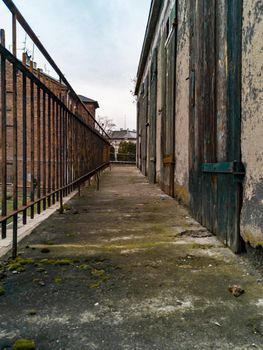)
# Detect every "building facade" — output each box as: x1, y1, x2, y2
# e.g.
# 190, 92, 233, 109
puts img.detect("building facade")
109, 129, 137, 161
78, 95, 99, 123
135, 0, 263, 252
